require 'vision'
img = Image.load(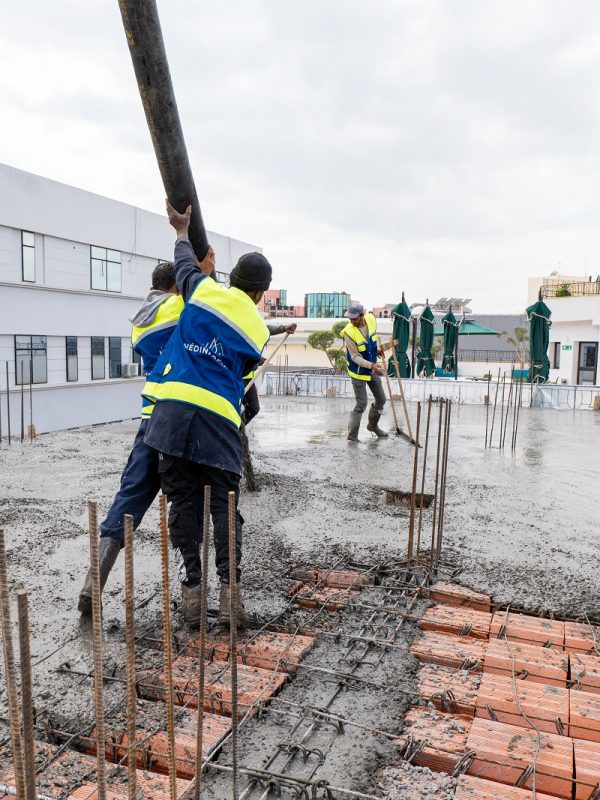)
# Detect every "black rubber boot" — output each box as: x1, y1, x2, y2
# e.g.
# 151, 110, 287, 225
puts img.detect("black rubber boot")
77, 537, 121, 615
366, 405, 389, 438
181, 584, 201, 629
218, 583, 250, 629
347, 411, 363, 441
